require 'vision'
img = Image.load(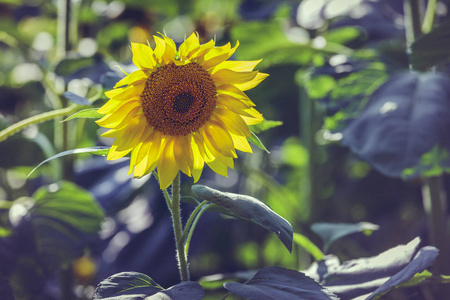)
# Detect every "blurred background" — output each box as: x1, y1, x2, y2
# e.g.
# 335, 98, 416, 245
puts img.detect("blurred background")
0, 0, 449, 299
